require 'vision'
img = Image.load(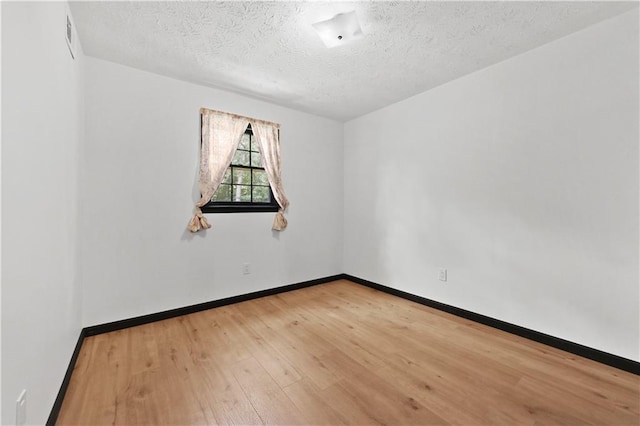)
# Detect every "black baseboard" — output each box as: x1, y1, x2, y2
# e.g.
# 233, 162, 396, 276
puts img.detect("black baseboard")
344, 274, 640, 375
84, 274, 345, 337
48, 272, 639, 424
46, 328, 86, 426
